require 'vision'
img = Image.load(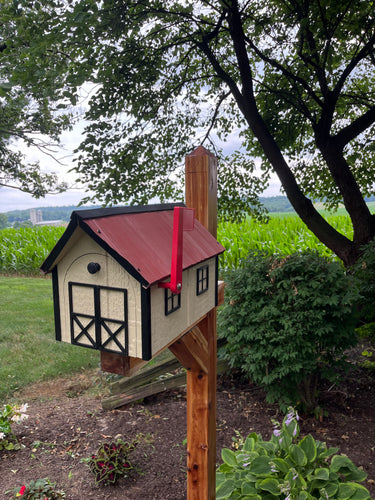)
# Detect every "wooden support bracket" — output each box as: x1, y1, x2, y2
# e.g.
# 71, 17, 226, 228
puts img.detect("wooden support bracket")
169, 326, 209, 374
